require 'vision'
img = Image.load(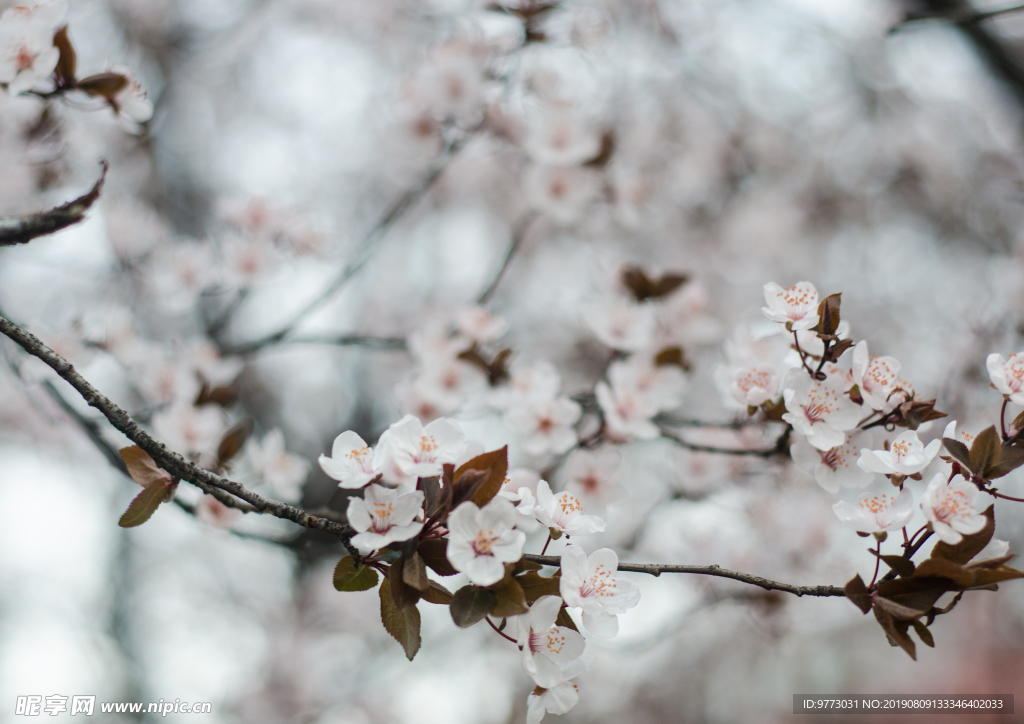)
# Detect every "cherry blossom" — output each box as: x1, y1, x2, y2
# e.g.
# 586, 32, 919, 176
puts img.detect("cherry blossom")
374, 414, 466, 484
791, 431, 875, 493
595, 376, 658, 442
852, 341, 901, 411
347, 485, 424, 552
584, 299, 657, 352
527, 679, 581, 724
781, 369, 862, 451
986, 352, 1024, 404
490, 360, 562, 409
762, 281, 819, 331
455, 306, 507, 344
857, 430, 941, 477
446, 498, 526, 586
524, 163, 603, 225
920, 473, 988, 544
505, 396, 581, 455
498, 481, 542, 532
151, 403, 225, 460
515, 595, 587, 688
524, 106, 602, 166
559, 544, 640, 638
0, 2, 64, 96
727, 364, 779, 407
832, 488, 914, 534
563, 447, 623, 507
106, 65, 153, 128
247, 429, 309, 502
534, 480, 605, 536
319, 431, 379, 489
942, 420, 974, 447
